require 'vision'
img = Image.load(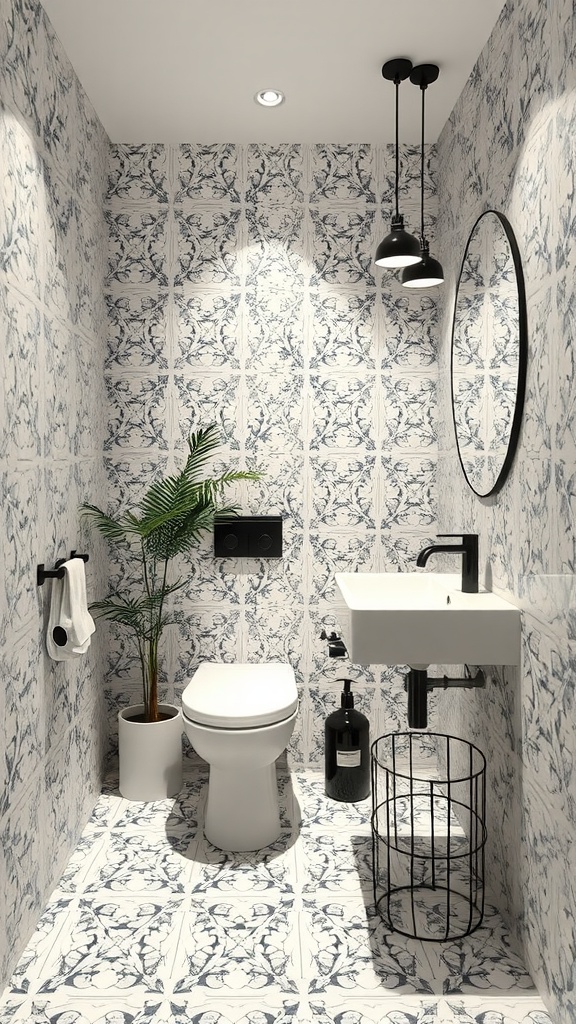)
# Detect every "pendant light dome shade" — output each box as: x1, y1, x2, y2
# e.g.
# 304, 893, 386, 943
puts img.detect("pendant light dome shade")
375, 215, 422, 268
375, 58, 420, 269
401, 63, 444, 289
401, 240, 445, 287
